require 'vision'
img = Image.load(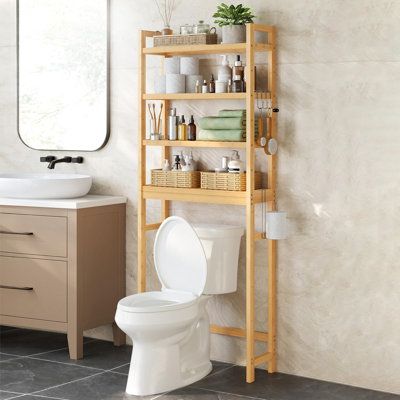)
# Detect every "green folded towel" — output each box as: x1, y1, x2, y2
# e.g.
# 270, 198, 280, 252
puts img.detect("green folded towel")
199, 116, 245, 130
218, 109, 246, 117
198, 129, 245, 142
